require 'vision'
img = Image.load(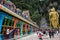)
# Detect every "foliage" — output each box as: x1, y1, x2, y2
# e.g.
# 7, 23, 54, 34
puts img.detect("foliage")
10, 0, 60, 26
10, 0, 41, 25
